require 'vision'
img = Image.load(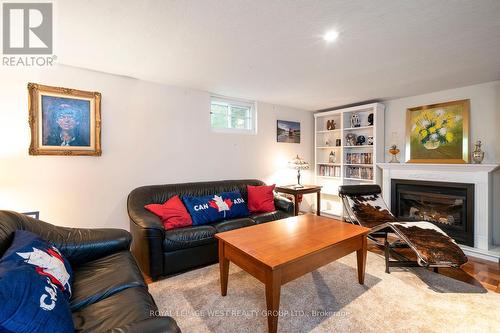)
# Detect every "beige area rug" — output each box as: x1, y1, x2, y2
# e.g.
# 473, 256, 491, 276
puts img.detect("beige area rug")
149, 252, 500, 333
